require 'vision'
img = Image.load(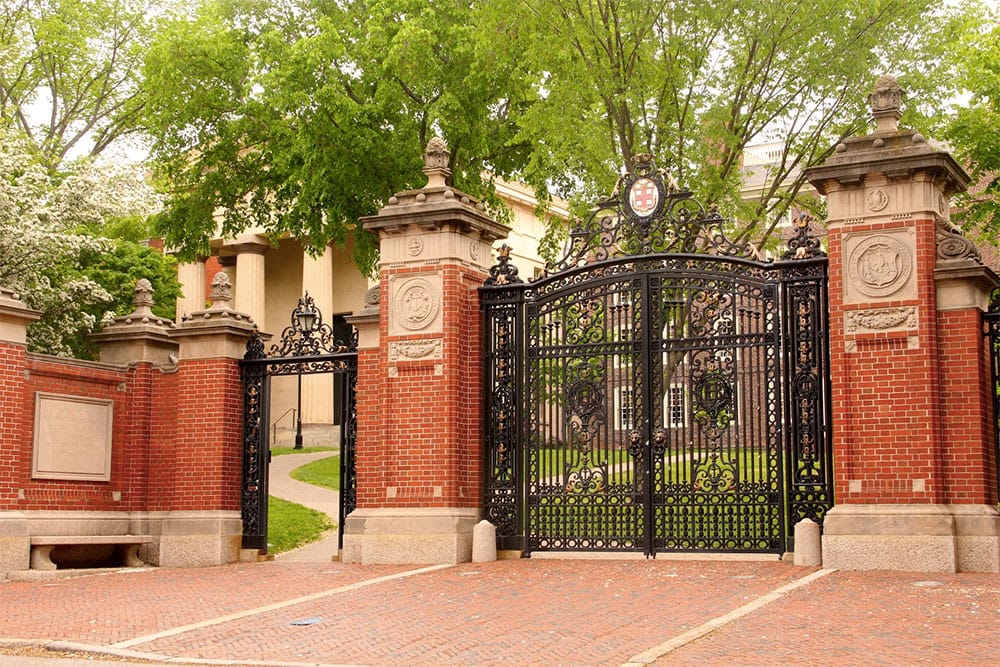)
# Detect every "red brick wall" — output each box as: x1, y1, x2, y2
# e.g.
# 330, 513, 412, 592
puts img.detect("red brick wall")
937, 308, 998, 504
355, 263, 485, 509
168, 359, 243, 511
0, 342, 244, 515
9, 355, 137, 511
828, 217, 945, 504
